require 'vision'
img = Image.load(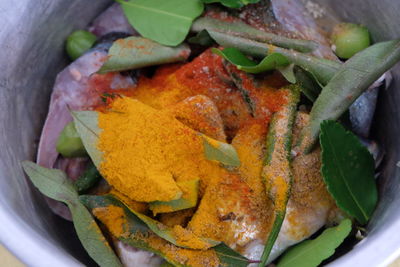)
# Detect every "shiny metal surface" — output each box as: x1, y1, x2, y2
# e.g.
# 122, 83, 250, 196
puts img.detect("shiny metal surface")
0, 0, 399, 266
